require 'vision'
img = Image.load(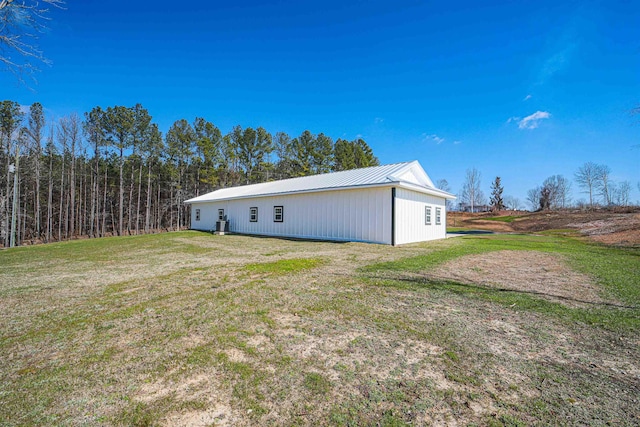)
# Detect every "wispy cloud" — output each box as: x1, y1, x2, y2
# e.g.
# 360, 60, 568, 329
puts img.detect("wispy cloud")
534, 13, 590, 88
422, 133, 445, 144
374, 117, 384, 124
538, 43, 577, 85
523, 94, 532, 101
516, 111, 551, 130
420, 133, 462, 145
